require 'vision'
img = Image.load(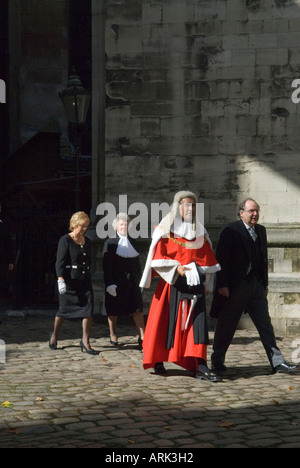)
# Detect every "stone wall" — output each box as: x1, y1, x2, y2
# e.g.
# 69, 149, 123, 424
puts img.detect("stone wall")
92, 0, 300, 331
104, 0, 300, 219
